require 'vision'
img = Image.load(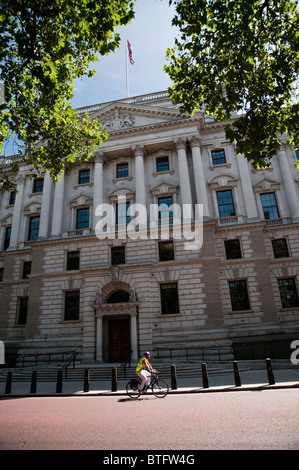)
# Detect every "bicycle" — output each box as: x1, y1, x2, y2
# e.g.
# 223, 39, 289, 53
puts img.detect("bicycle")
126, 371, 169, 398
